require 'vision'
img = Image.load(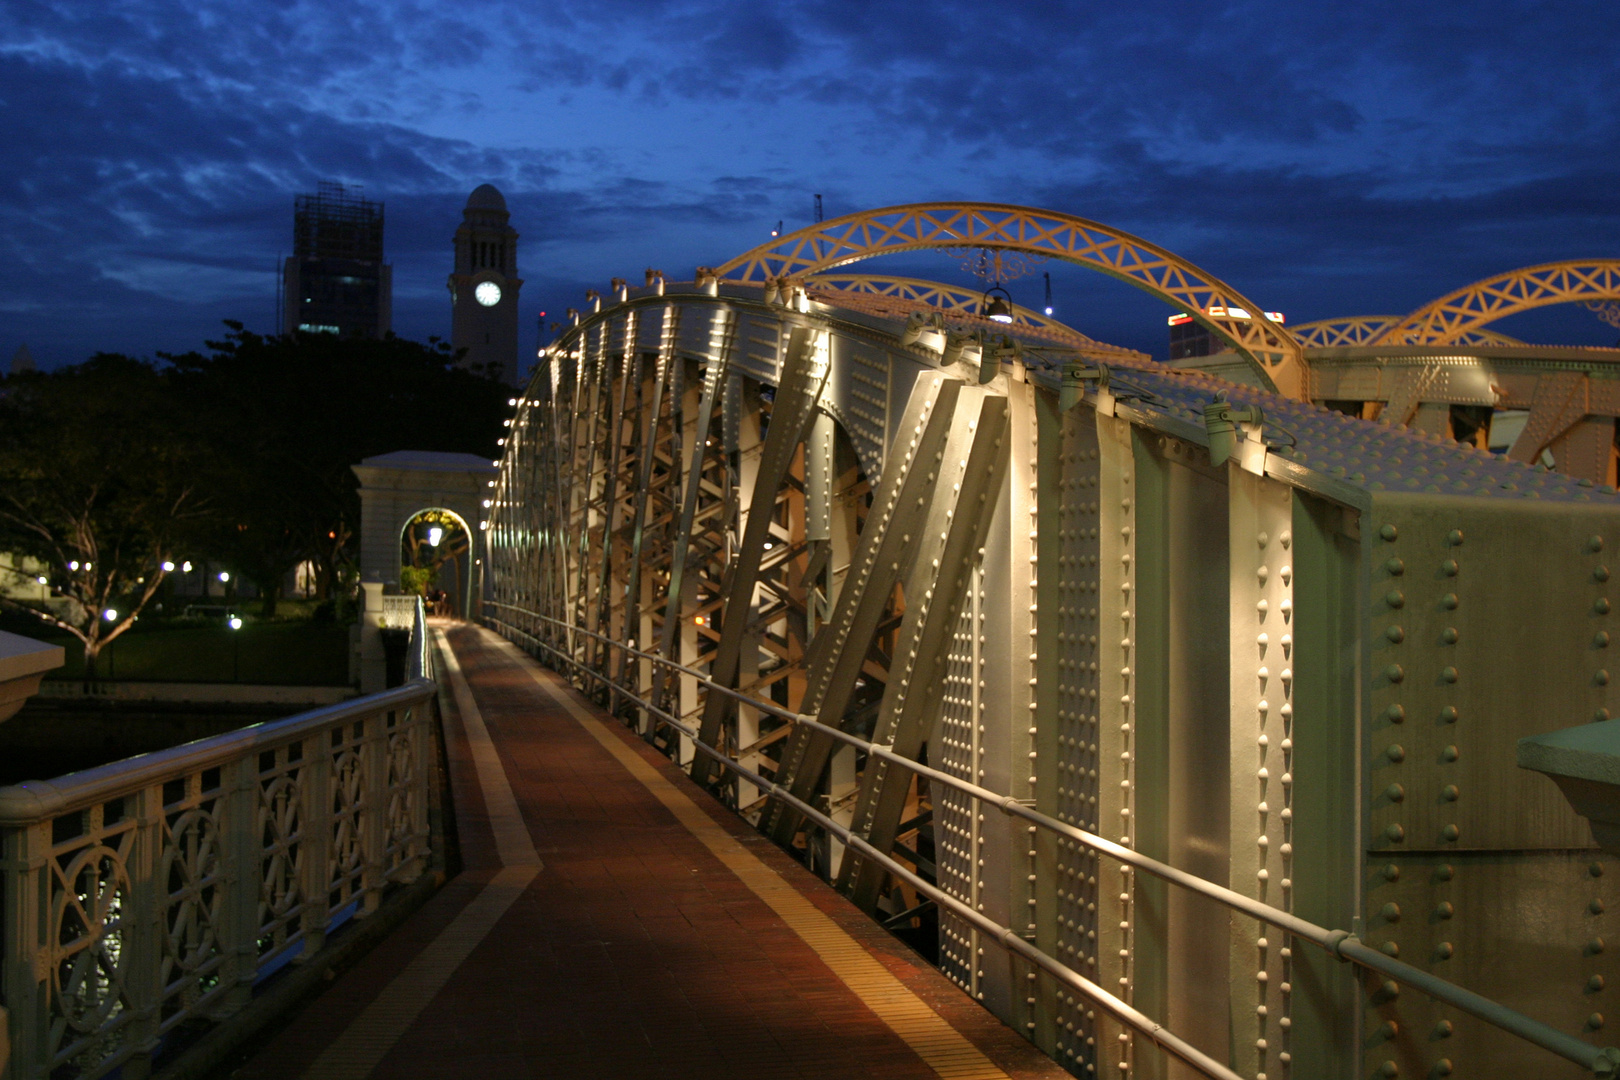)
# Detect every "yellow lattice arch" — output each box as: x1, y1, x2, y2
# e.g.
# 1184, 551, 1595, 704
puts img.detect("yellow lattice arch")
1370, 261, 1620, 345
804, 274, 1145, 359
710, 203, 1305, 397
1292, 315, 1526, 348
